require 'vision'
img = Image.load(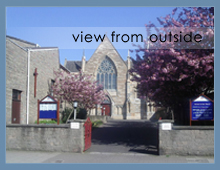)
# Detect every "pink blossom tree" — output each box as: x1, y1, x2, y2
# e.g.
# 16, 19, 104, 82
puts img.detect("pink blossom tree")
52, 70, 106, 121
130, 7, 214, 124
